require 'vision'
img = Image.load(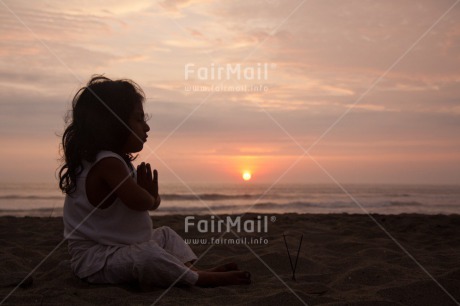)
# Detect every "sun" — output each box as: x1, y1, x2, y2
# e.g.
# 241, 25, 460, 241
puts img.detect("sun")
242, 171, 252, 181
